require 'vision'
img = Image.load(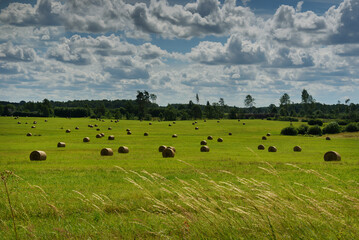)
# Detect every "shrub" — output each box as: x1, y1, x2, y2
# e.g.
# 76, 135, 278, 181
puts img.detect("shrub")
308, 125, 322, 135
278, 117, 299, 122
281, 126, 298, 136
297, 124, 309, 135
301, 119, 308, 122
338, 120, 348, 126
345, 123, 359, 132
322, 122, 341, 134
308, 119, 323, 126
